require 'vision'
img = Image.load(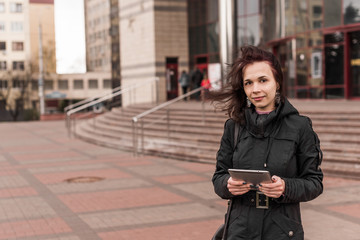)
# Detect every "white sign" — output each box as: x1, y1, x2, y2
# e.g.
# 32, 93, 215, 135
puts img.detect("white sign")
208, 63, 221, 90
311, 52, 322, 78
